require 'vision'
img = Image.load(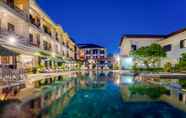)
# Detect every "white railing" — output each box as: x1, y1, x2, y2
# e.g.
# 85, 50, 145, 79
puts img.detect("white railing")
0, 67, 27, 81
0, 29, 30, 46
